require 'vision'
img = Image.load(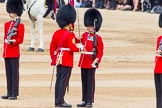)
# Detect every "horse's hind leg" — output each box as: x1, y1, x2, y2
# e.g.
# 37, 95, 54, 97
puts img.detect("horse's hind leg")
28, 20, 35, 51
36, 16, 44, 52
